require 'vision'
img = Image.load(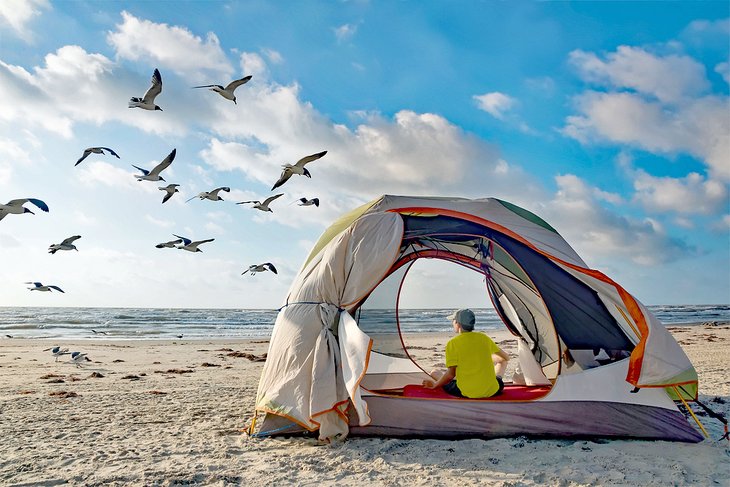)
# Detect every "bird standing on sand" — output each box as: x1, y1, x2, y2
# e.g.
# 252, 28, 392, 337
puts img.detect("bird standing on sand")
75, 147, 119, 166
192, 75, 252, 104
236, 193, 283, 212
49, 235, 81, 254
174, 234, 214, 253
0, 198, 49, 222
297, 197, 319, 207
129, 68, 163, 111
159, 184, 180, 204
70, 351, 88, 367
242, 263, 278, 276
133, 148, 176, 182
26, 282, 64, 293
271, 151, 327, 190
186, 186, 230, 203
155, 237, 183, 249
43, 346, 70, 362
